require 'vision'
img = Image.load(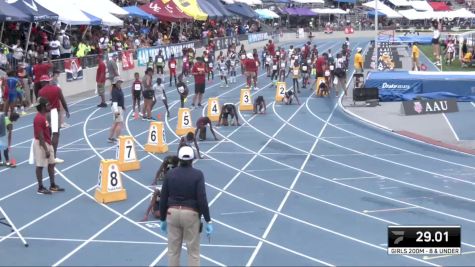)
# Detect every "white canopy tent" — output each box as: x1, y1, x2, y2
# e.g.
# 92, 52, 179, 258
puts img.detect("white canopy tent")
93, 0, 129, 16
409, 0, 433, 11
293, 0, 324, 4
35, 0, 101, 25
398, 9, 433, 20
399, 8, 475, 20
221, 0, 234, 4
64, 0, 123, 26
363, 0, 403, 18
311, 8, 348, 14
234, 0, 262, 6
387, 0, 412, 7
